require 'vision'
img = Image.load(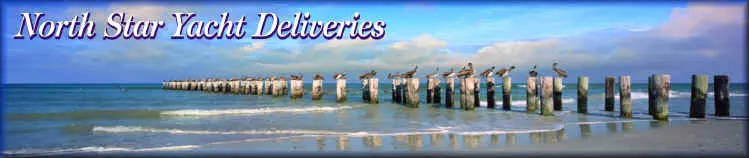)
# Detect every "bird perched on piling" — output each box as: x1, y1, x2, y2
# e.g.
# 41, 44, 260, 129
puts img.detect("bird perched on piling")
552, 62, 568, 78
403, 66, 418, 78
333, 72, 347, 80
529, 64, 538, 77
290, 73, 303, 80
496, 65, 516, 78
481, 66, 496, 78
359, 69, 377, 80
426, 68, 440, 79
388, 72, 400, 80
456, 62, 475, 78
442, 68, 456, 78
314, 73, 324, 80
